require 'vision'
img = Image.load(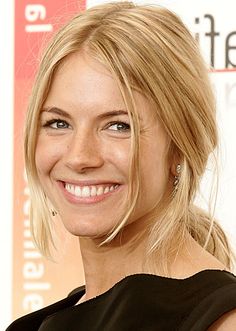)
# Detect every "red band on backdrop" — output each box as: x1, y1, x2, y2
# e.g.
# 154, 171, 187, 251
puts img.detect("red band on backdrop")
13, 0, 86, 319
